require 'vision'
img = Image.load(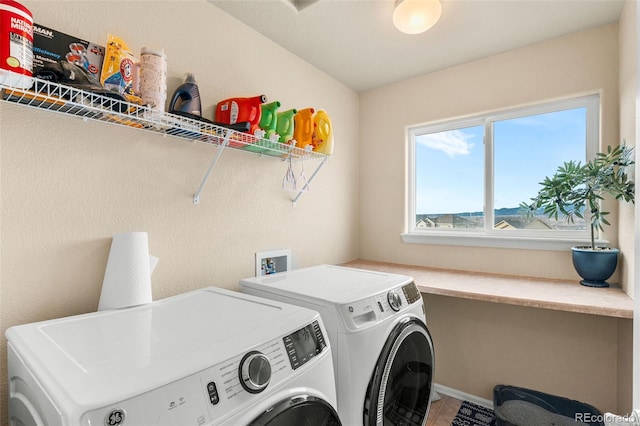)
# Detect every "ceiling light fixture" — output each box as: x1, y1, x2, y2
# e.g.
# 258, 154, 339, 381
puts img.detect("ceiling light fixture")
393, 0, 442, 35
